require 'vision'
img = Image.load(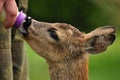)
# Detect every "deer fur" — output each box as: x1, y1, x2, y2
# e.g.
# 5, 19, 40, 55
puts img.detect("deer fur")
21, 20, 116, 80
